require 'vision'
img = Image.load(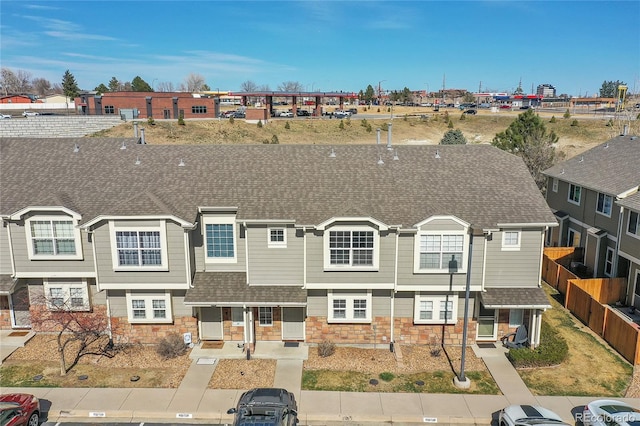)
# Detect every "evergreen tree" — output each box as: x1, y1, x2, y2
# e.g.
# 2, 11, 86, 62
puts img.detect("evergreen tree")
108, 77, 120, 92
440, 129, 467, 144
131, 76, 152, 92
61, 69, 79, 100
94, 83, 109, 94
